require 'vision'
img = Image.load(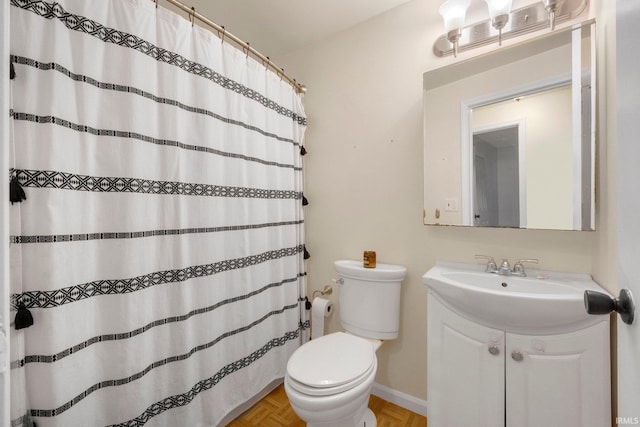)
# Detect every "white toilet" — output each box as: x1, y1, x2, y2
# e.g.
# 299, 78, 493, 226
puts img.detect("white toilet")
284, 259, 407, 427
